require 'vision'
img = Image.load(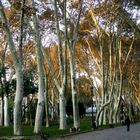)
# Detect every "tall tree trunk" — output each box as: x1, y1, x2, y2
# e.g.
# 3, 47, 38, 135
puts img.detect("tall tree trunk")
68, 0, 83, 129
50, 89, 55, 121
44, 74, 49, 127
42, 44, 67, 129
109, 103, 113, 124
0, 97, 3, 126
14, 0, 25, 130
14, 68, 23, 135
98, 111, 103, 126
44, 92, 49, 127
0, 76, 4, 126
103, 96, 108, 125
3, 60, 10, 127
53, 0, 67, 129
4, 95, 9, 126
59, 89, 67, 129
24, 97, 29, 124
0, 2, 24, 135
95, 39, 106, 126
31, 0, 45, 133
69, 47, 80, 129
